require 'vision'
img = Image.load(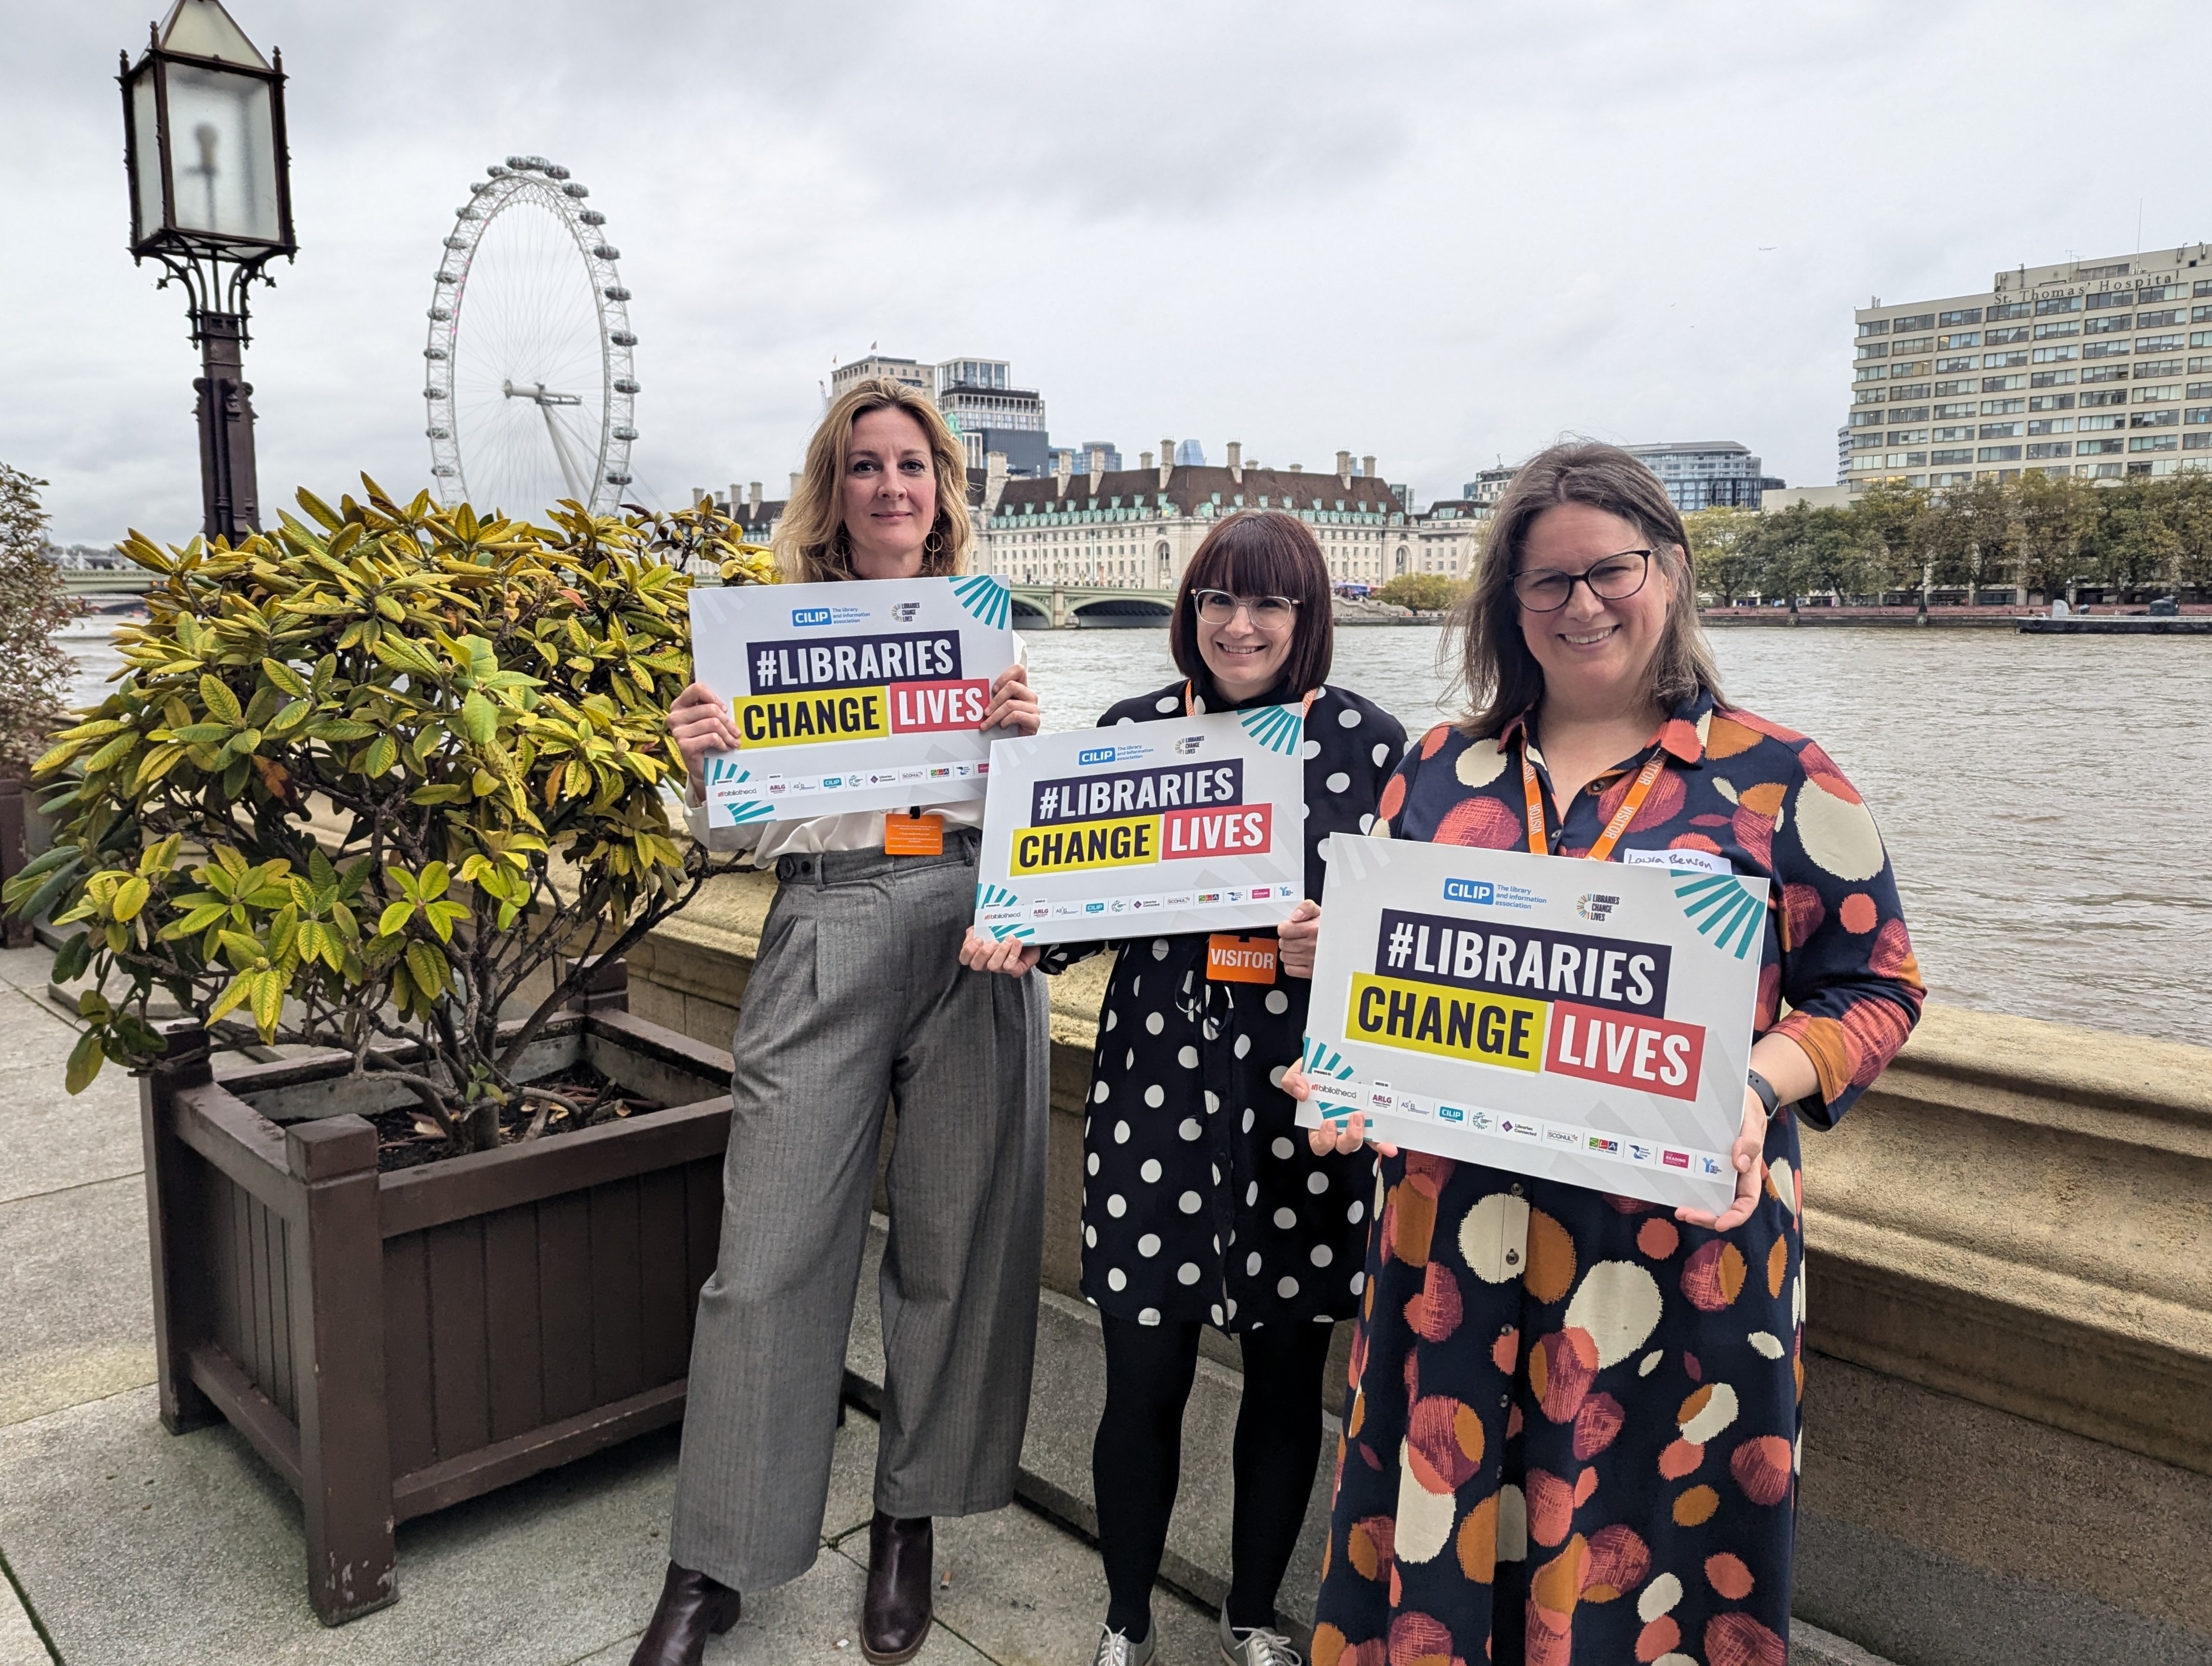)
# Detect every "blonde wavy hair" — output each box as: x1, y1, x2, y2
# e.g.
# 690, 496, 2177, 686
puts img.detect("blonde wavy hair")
775, 378, 974, 582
